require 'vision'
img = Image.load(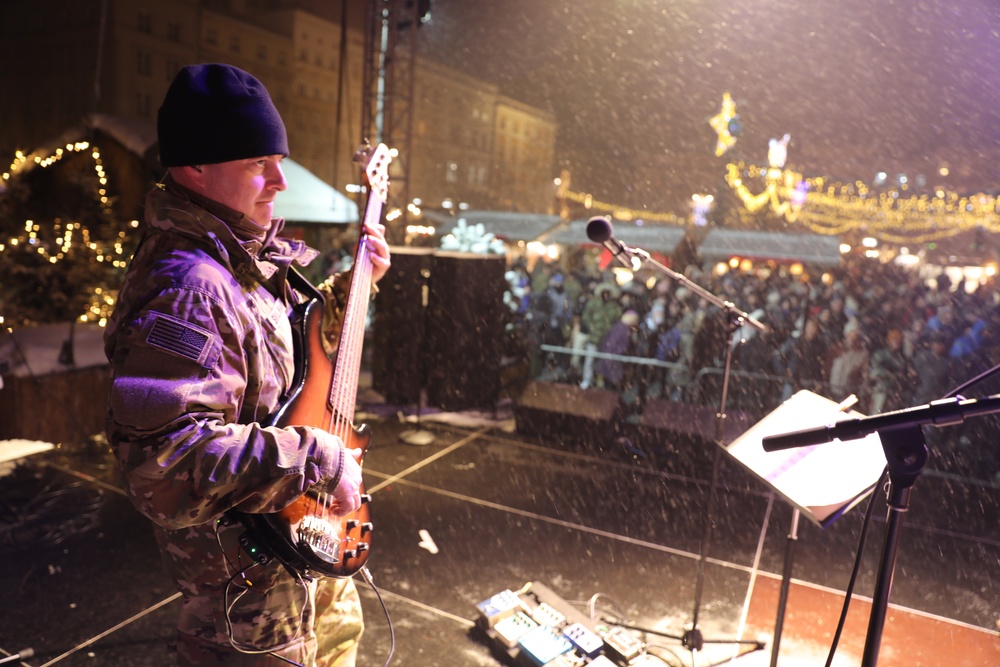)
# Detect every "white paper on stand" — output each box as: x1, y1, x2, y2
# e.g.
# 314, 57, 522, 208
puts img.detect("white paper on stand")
726, 390, 887, 527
